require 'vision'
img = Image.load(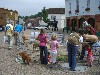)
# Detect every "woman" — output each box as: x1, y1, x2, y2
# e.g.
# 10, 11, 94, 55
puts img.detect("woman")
36, 29, 48, 65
